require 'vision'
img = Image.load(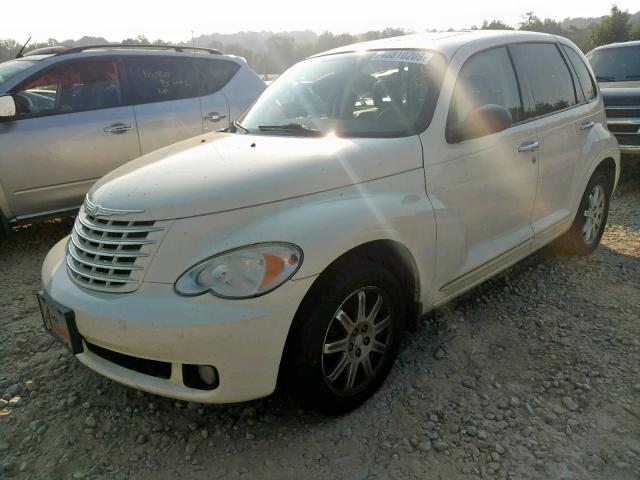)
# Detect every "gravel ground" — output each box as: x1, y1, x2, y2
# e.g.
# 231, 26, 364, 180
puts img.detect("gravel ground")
1, 166, 639, 480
